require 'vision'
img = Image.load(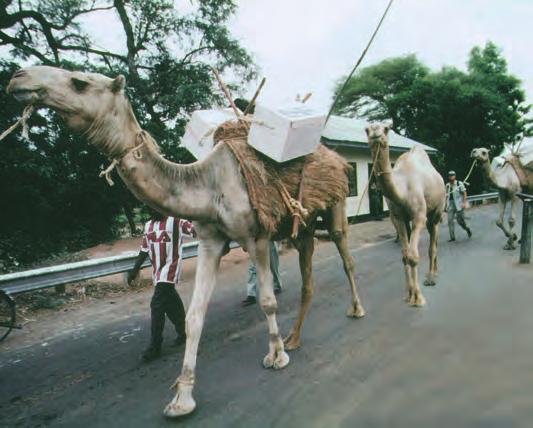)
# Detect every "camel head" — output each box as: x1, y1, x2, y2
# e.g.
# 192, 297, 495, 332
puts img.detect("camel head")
365, 123, 390, 153
7, 66, 129, 134
470, 147, 490, 163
